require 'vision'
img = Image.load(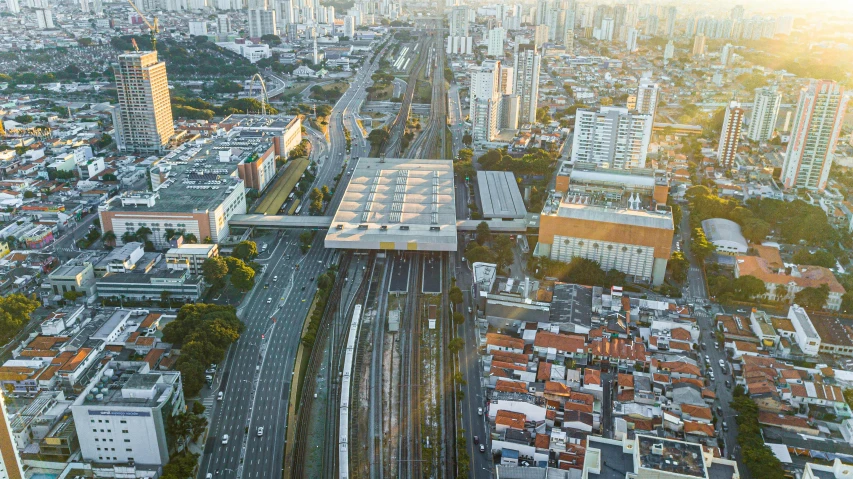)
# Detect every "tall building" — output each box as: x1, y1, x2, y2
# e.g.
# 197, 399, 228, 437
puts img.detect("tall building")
781, 80, 849, 191
449, 5, 470, 36
343, 14, 355, 37
625, 27, 638, 52
730, 4, 745, 21
747, 86, 782, 142
0, 391, 24, 479
692, 34, 705, 57
563, 1, 575, 51
635, 79, 660, 118
276, 0, 294, 26
663, 6, 676, 37
248, 8, 277, 38
663, 40, 674, 64
5, 0, 19, 14
217, 13, 231, 34
533, 24, 548, 49
487, 27, 505, 56
470, 60, 503, 143
512, 43, 541, 125
717, 100, 744, 169
35, 8, 54, 29
720, 43, 733, 67
571, 107, 654, 169
112, 51, 175, 154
